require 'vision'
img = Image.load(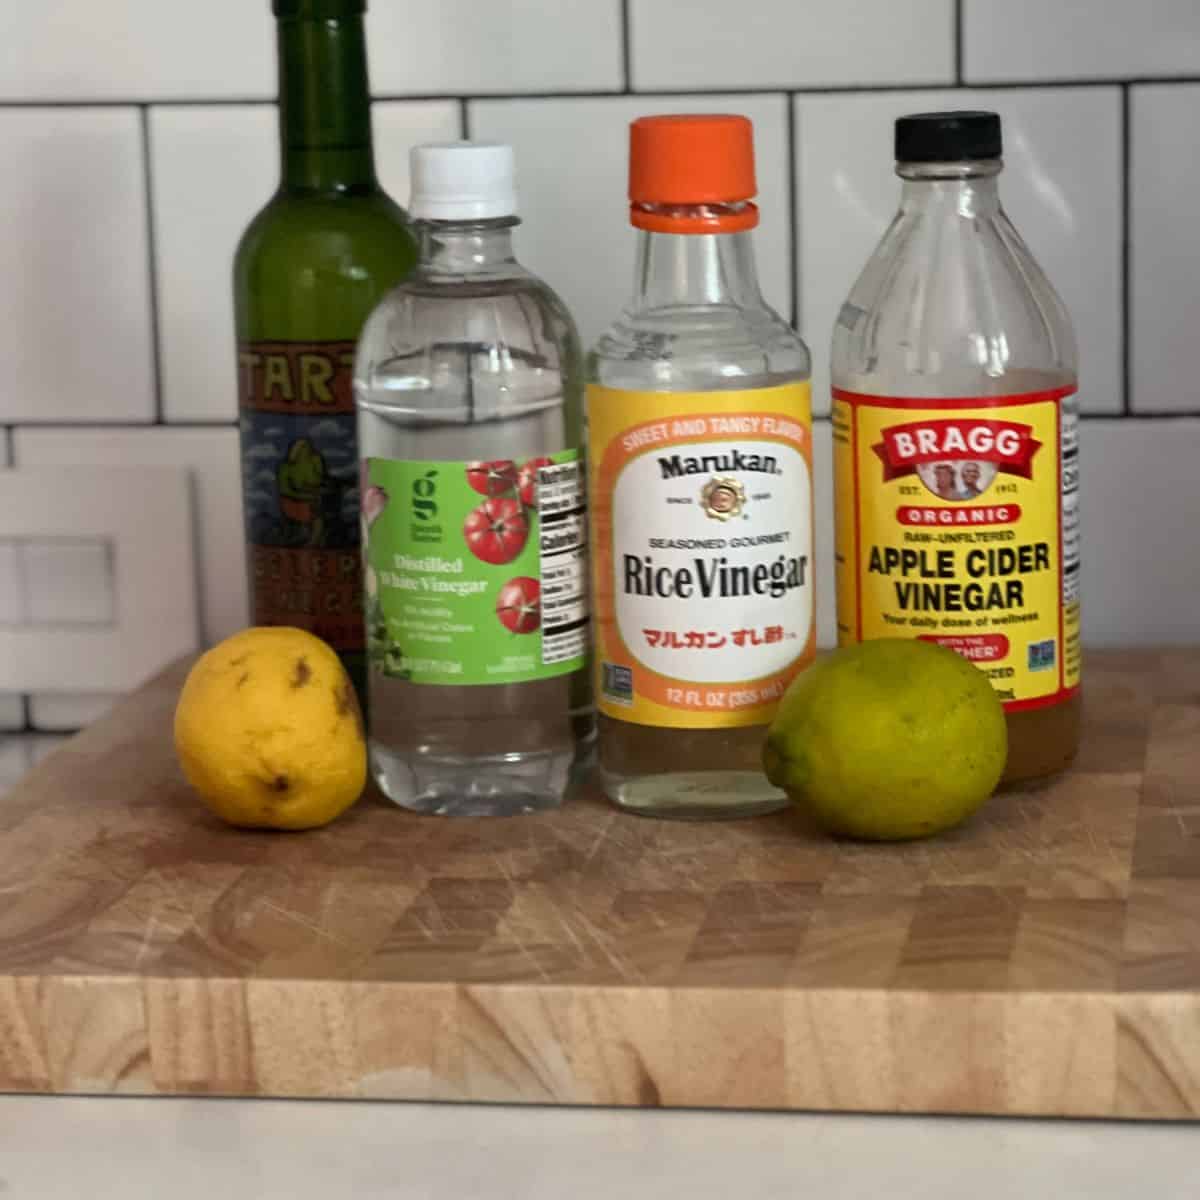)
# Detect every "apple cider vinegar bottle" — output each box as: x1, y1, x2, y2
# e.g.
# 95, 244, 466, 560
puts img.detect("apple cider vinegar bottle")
832, 112, 1081, 783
